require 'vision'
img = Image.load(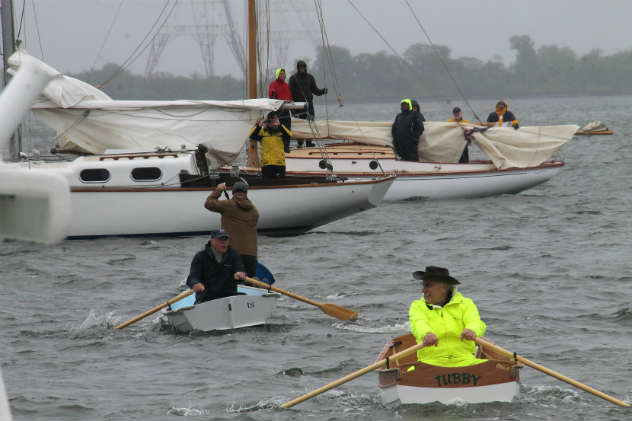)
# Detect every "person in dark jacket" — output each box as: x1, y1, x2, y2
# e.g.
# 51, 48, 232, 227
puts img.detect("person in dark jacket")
392, 98, 424, 161
411, 99, 426, 122
186, 230, 246, 304
289, 60, 328, 147
485, 100, 519, 129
